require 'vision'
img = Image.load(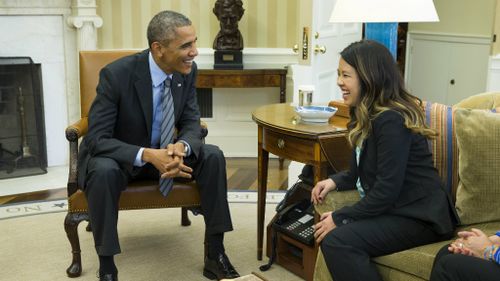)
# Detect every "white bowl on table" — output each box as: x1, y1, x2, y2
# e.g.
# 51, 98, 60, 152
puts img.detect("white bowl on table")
294, 106, 338, 123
